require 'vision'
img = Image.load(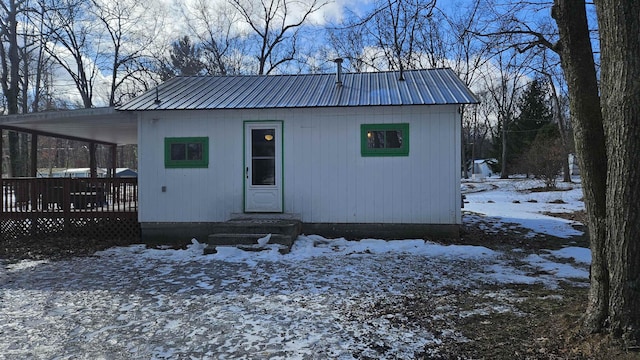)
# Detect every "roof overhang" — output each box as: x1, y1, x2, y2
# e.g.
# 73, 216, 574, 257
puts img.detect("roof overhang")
0, 107, 137, 145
